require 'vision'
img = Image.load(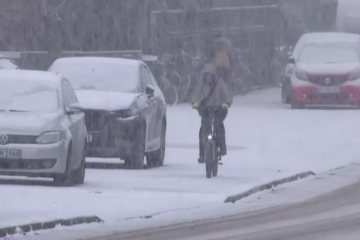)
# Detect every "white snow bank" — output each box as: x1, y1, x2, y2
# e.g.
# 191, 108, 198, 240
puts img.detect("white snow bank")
2, 88, 360, 237
14, 163, 360, 240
